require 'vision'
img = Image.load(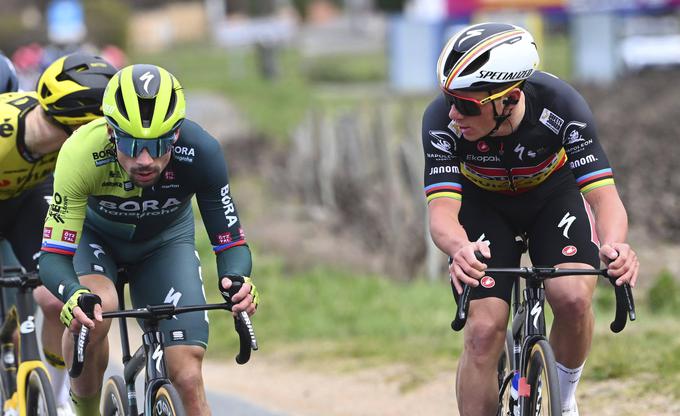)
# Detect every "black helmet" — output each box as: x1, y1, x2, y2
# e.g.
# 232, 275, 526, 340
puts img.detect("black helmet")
36, 53, 118, 127
0, 54, 18, 93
